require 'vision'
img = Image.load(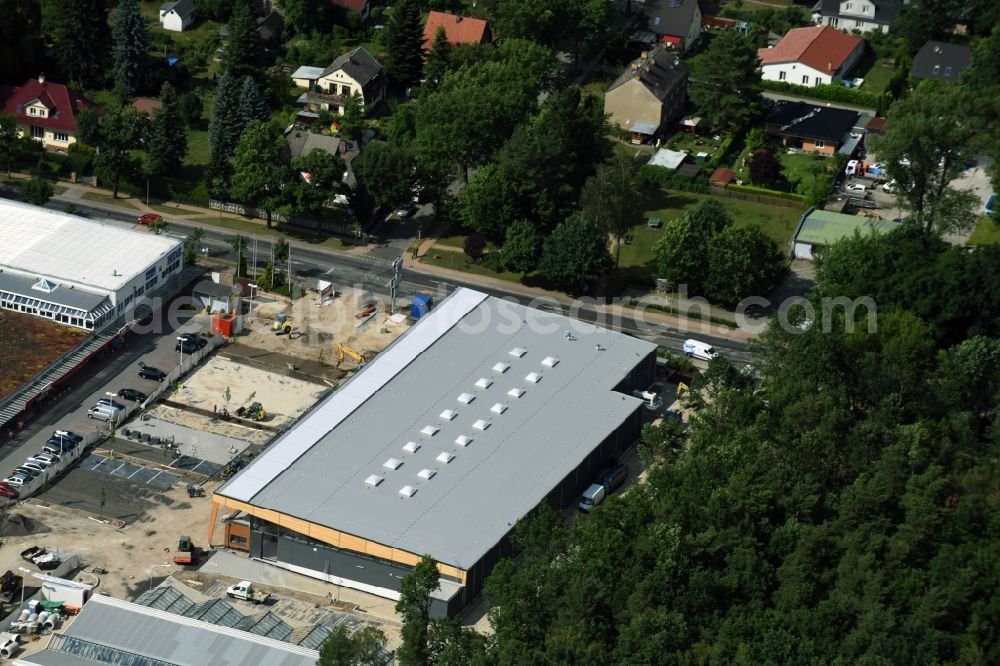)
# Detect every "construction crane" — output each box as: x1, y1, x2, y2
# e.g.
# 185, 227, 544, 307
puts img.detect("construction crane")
337, 343, 367, 368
